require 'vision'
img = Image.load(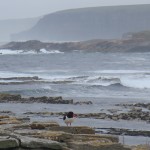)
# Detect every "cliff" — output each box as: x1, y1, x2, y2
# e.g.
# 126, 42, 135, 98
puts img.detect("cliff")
11, 4, 150, 41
